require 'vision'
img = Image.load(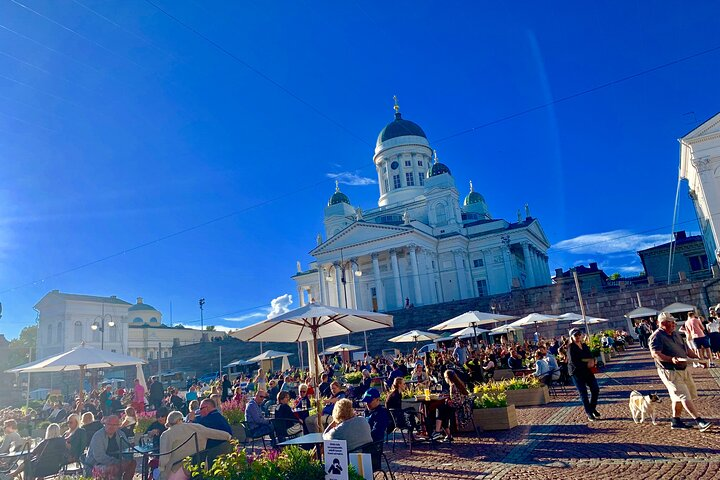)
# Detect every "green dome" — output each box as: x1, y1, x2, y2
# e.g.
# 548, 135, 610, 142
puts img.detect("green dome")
427, 162, 451, 178
328, 181, 350, 206
464, 191, 485, 206
376, 112, 427, 147
129, 303, 157, 312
